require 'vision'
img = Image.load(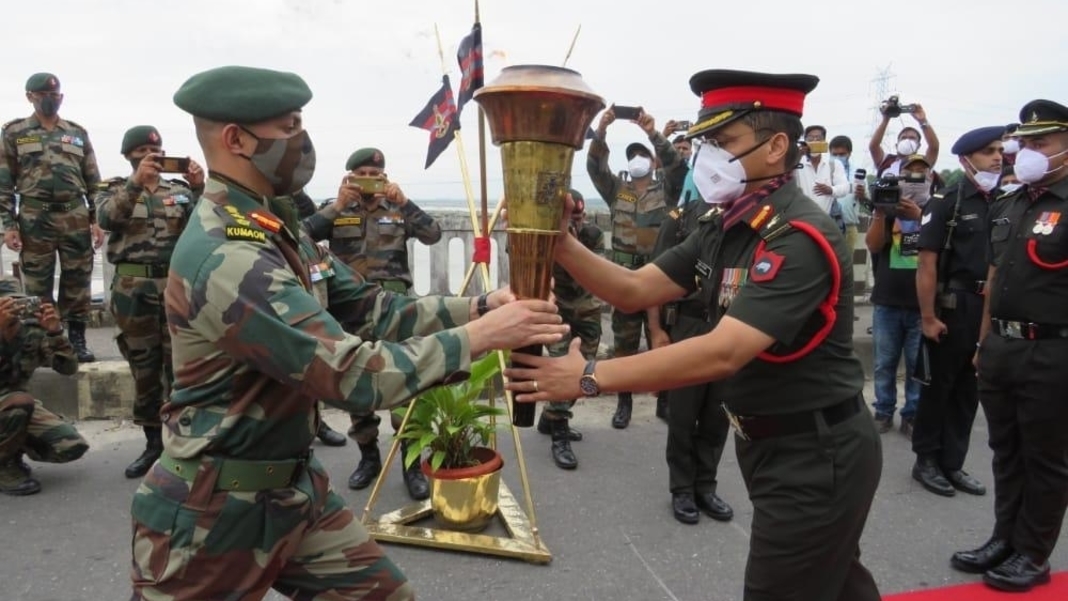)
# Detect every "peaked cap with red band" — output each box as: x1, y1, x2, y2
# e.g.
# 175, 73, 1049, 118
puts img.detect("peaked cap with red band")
685, 70, 819, 140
